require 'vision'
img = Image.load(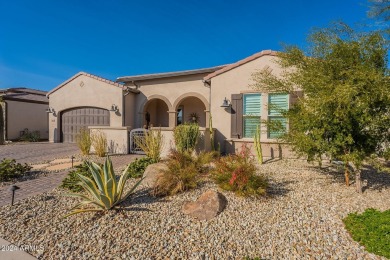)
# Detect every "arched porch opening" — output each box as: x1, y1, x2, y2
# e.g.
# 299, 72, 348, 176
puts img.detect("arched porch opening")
143, 98, 170, 128
174, 96, 208, 127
